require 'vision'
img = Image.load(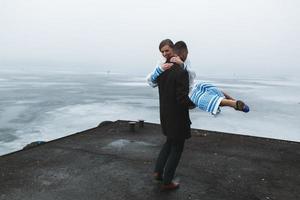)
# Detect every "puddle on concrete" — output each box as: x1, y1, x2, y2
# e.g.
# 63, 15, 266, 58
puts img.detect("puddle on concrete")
103, 139, 155, 150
